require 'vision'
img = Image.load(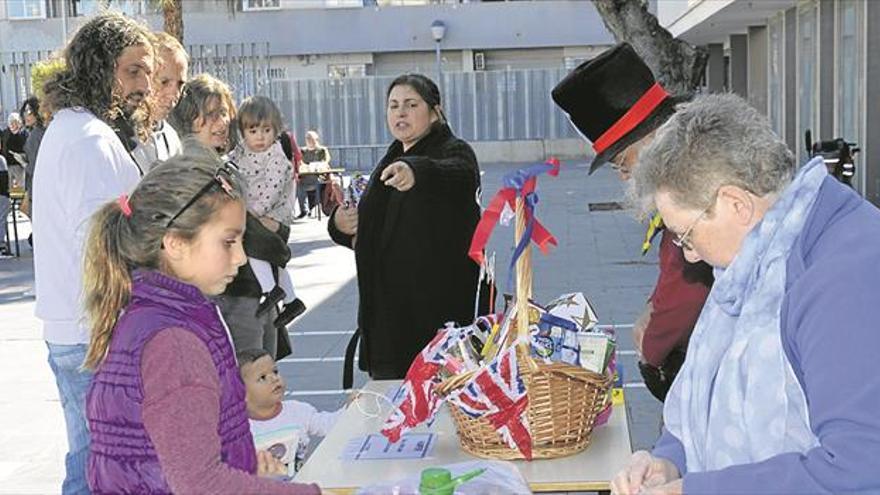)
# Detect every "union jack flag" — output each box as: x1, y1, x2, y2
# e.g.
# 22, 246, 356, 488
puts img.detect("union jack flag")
381, 325, 463, 443
449, 346, 533, 459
